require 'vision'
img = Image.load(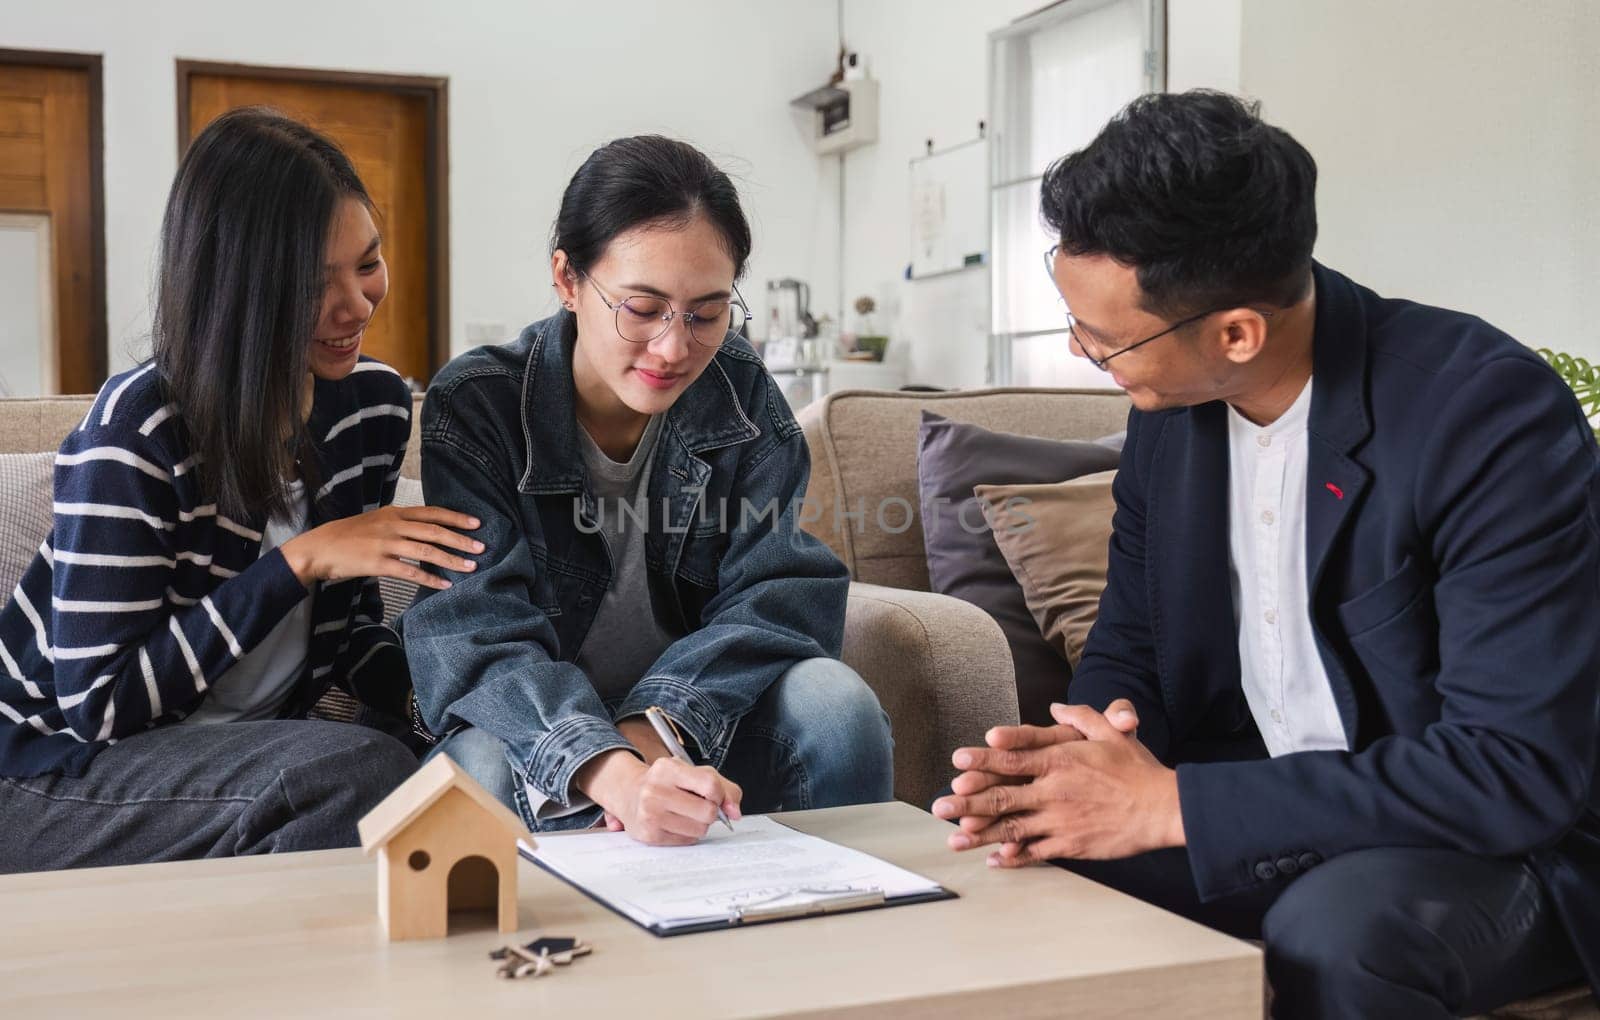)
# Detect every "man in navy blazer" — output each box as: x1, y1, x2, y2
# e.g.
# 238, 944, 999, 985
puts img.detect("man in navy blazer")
935, 91, 1599, 1017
